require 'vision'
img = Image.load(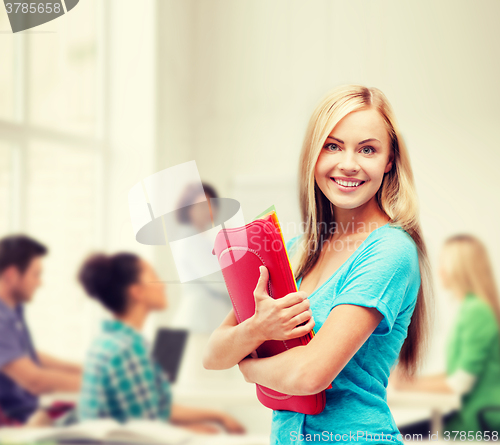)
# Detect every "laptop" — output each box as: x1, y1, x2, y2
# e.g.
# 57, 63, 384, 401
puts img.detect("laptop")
152, 328, 189, 384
